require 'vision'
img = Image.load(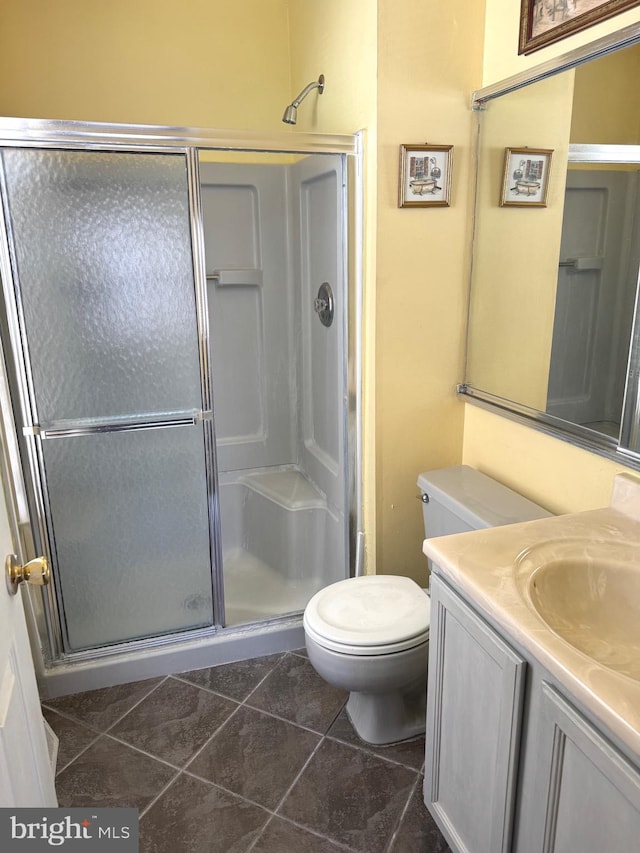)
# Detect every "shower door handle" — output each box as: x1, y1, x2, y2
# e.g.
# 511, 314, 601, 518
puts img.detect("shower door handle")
5, 553, 50, 595
24, 410, 213, 440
